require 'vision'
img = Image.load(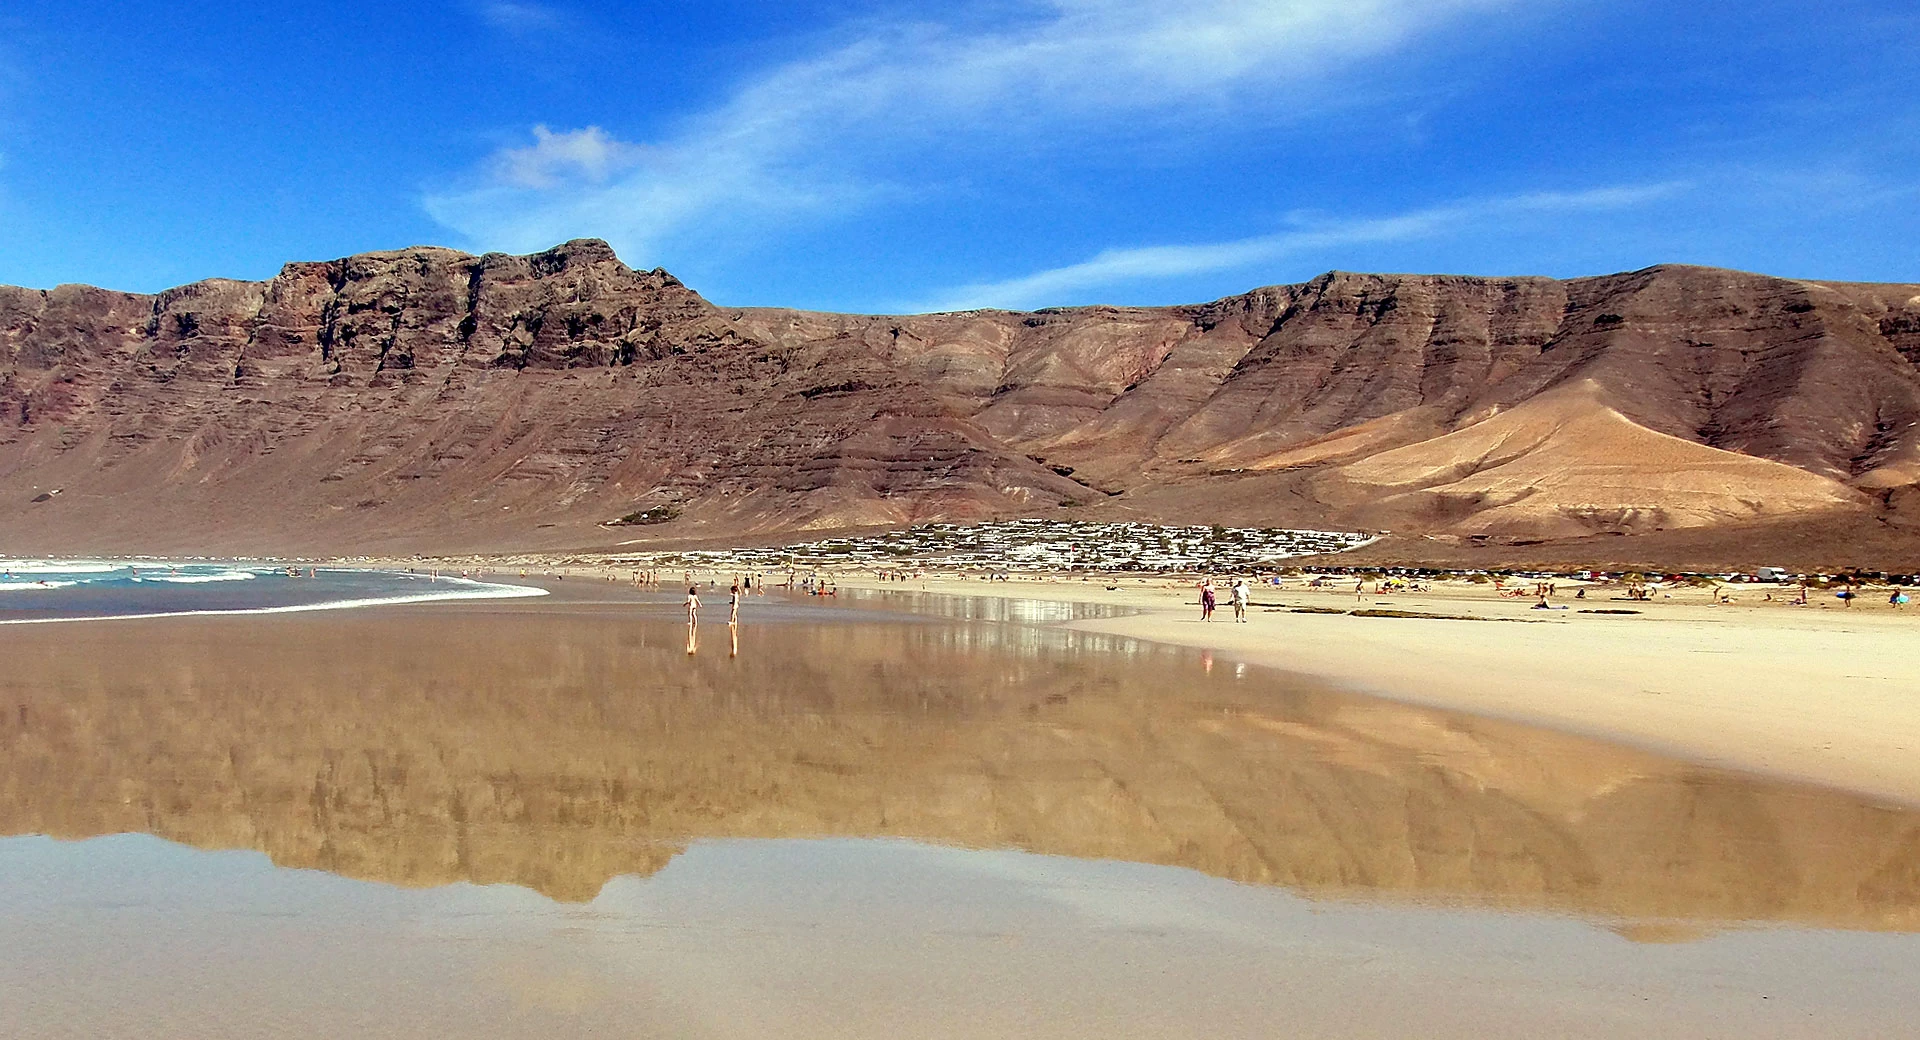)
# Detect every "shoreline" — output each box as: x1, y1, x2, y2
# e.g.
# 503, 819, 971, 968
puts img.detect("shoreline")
0, 563, 548, 625
333, 558, 1920, 807
396, 553, 1920, 809
8, 553, 1919, 808
814, 572, 1920, 808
